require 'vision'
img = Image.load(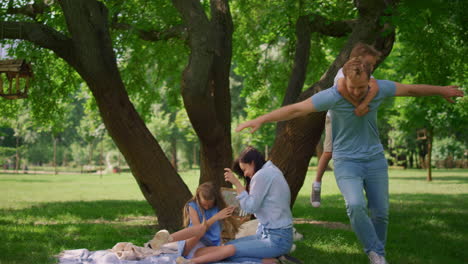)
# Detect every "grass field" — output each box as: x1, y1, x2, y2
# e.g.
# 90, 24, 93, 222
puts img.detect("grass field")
0, 169, 467, 264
